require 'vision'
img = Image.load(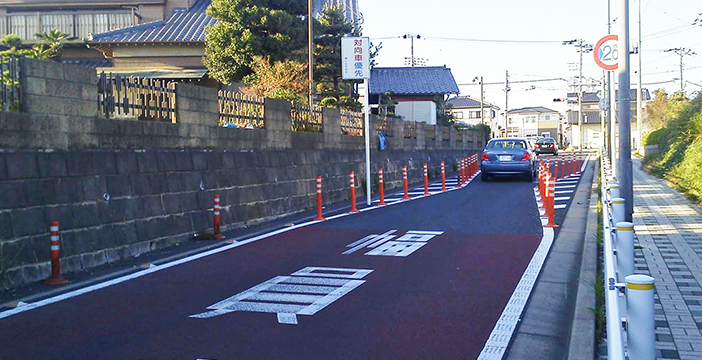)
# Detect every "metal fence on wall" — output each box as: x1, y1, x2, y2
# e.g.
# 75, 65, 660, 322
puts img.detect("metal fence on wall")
0, 55, 21, 112
340, 109, 363, 136
98, 73, 176, 122
291, 102, 323, 132
425, 124, 436, 141
218, 90, 265, 129
403, 121, 417, 139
